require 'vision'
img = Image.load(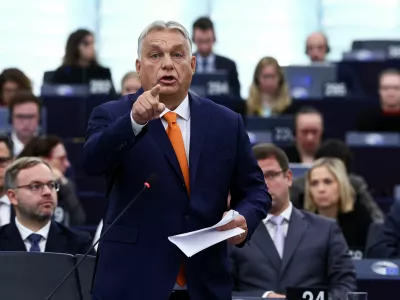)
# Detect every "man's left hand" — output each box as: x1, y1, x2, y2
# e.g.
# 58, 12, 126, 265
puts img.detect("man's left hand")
217, 212, 247, 245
